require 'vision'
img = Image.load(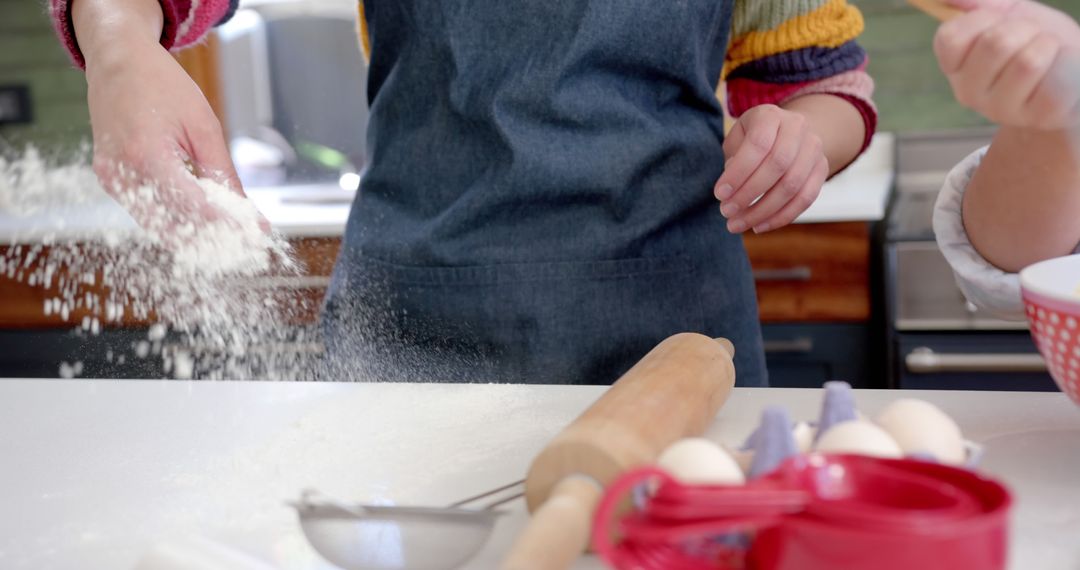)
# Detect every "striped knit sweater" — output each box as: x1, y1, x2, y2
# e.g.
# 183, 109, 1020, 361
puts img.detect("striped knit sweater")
50, 0, 876, 149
